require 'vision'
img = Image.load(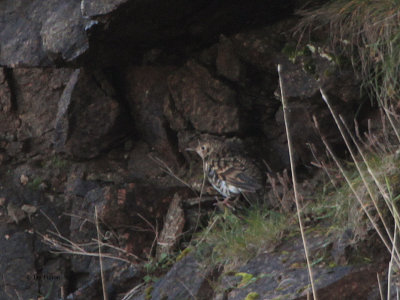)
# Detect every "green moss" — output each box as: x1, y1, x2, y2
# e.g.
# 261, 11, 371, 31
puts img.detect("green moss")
302, 60, 316, 75
47, 155, 69, 169
245, 292, 260, 300
296, 284, 310, 294
281, 43, 311, 63
145, 286, 153, 300
306, 44, 316, 54
328, 261, 338, 268
235, 272, 254, 287
176, 247, 192, 262
27, 177, 42, 190
323, 66, 336, 77
281, 44, 297, 60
